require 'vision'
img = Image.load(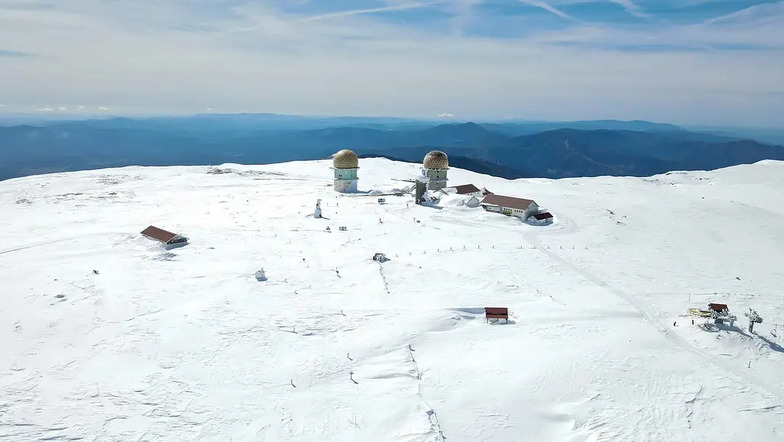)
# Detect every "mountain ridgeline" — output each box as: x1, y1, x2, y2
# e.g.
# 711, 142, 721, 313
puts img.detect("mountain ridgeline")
1, 115, 783, 181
